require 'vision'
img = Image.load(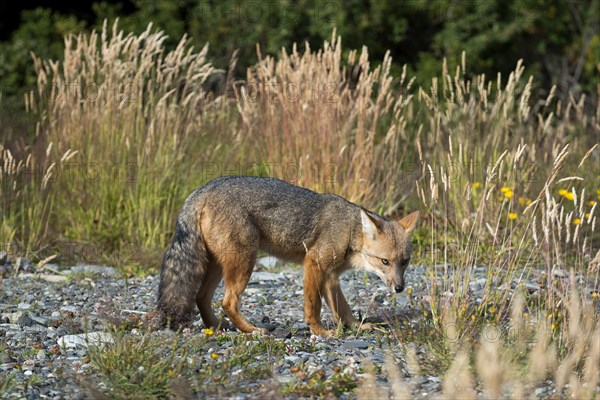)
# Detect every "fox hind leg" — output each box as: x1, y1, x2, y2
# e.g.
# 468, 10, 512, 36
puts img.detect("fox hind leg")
195, 262, 228, 329
219, 245, 265, 334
